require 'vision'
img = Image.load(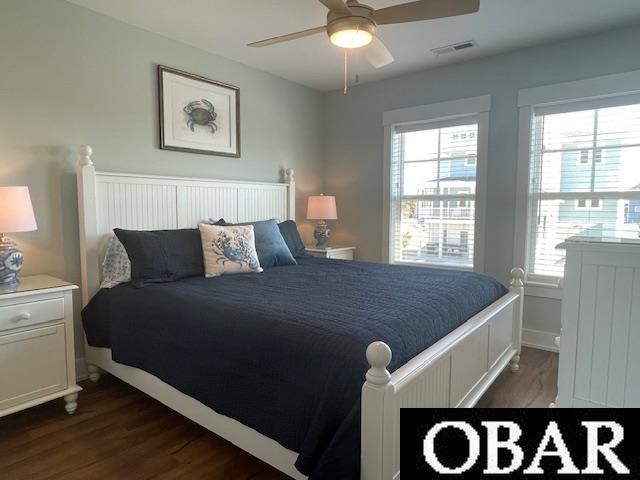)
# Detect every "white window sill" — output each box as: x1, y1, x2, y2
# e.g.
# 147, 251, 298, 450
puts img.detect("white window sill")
394, 261, 563, 299
390, 260, 473, 272
525, 280, 563, 300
